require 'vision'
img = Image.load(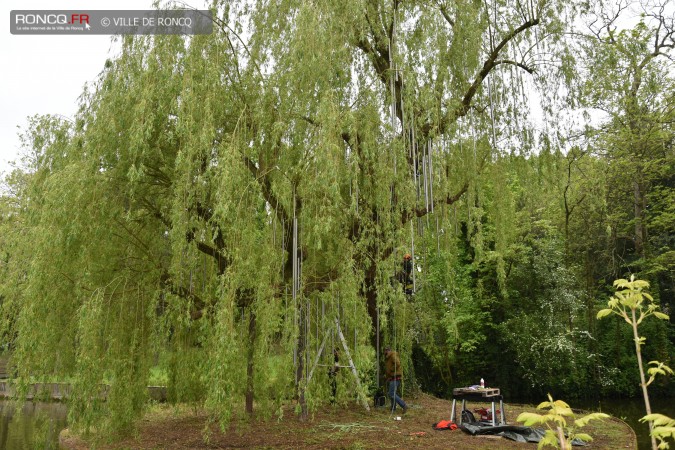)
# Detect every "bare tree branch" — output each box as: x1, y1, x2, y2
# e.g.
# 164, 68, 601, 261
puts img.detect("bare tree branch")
402, 181, 469, 224
441, 17, 541, 129
494, 59, 536, 74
